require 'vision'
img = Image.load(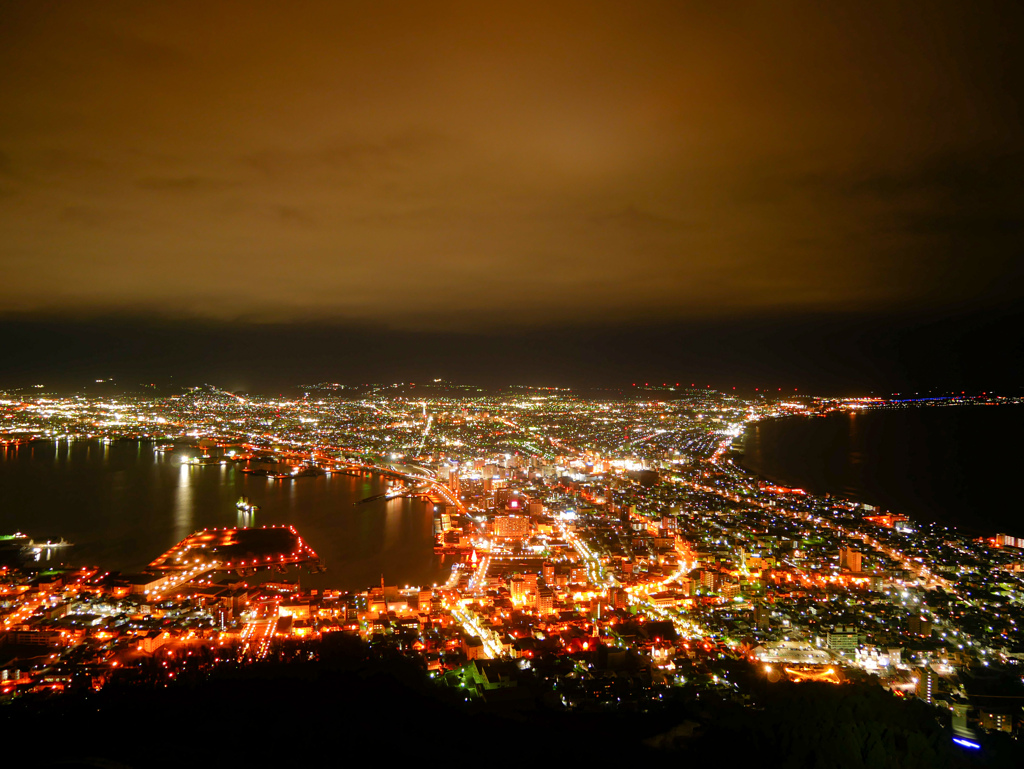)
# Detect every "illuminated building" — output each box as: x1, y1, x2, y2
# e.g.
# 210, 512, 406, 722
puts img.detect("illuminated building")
754, 601, 770, 629
826, 626, 858, 655
916, 667, 937, 703
993, 533, 1023, 548
509, 576, 527, 603
840, 547, 862, 573
699, 568, 725, 592
978, 708, 1013, 733
720, 581, 741, 599
463, 635, 485, 660
493, 515, 530, 540
610, 587, 628, 610
536, 587, 554, 614
864, 514, 910, 529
